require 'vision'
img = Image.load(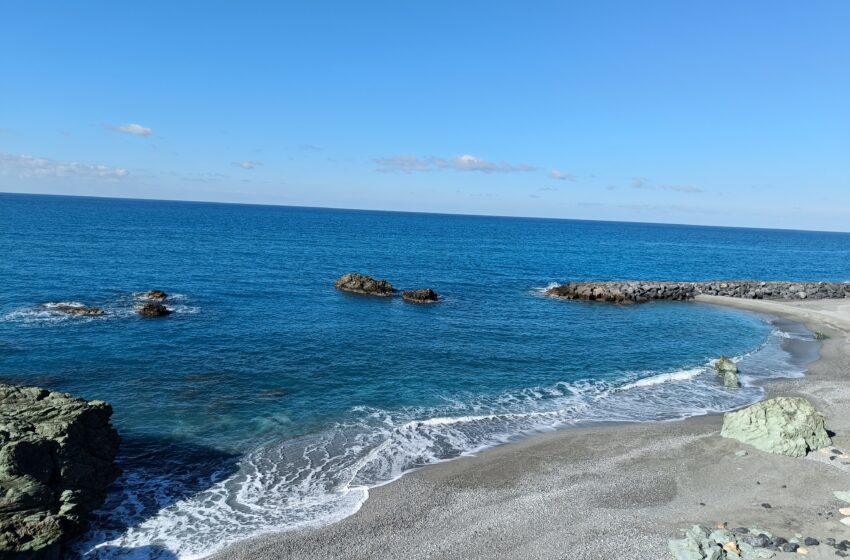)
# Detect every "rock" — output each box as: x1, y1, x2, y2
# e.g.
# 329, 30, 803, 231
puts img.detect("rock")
720, 397, 831, 457
334, 273, 394, 297
52, 304, 105, 316
834, 491, 850, 504
401, 289, 439, 303
814, 331, 828, 340
0, 384, 120, 558
840, 507, 850, 515
842, 517, 850, 527
136, 303, 172, 317
715, 357, 740, 388
668, 537, 703, 560
804, 537, 820, 546
142, 290, 168, 301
